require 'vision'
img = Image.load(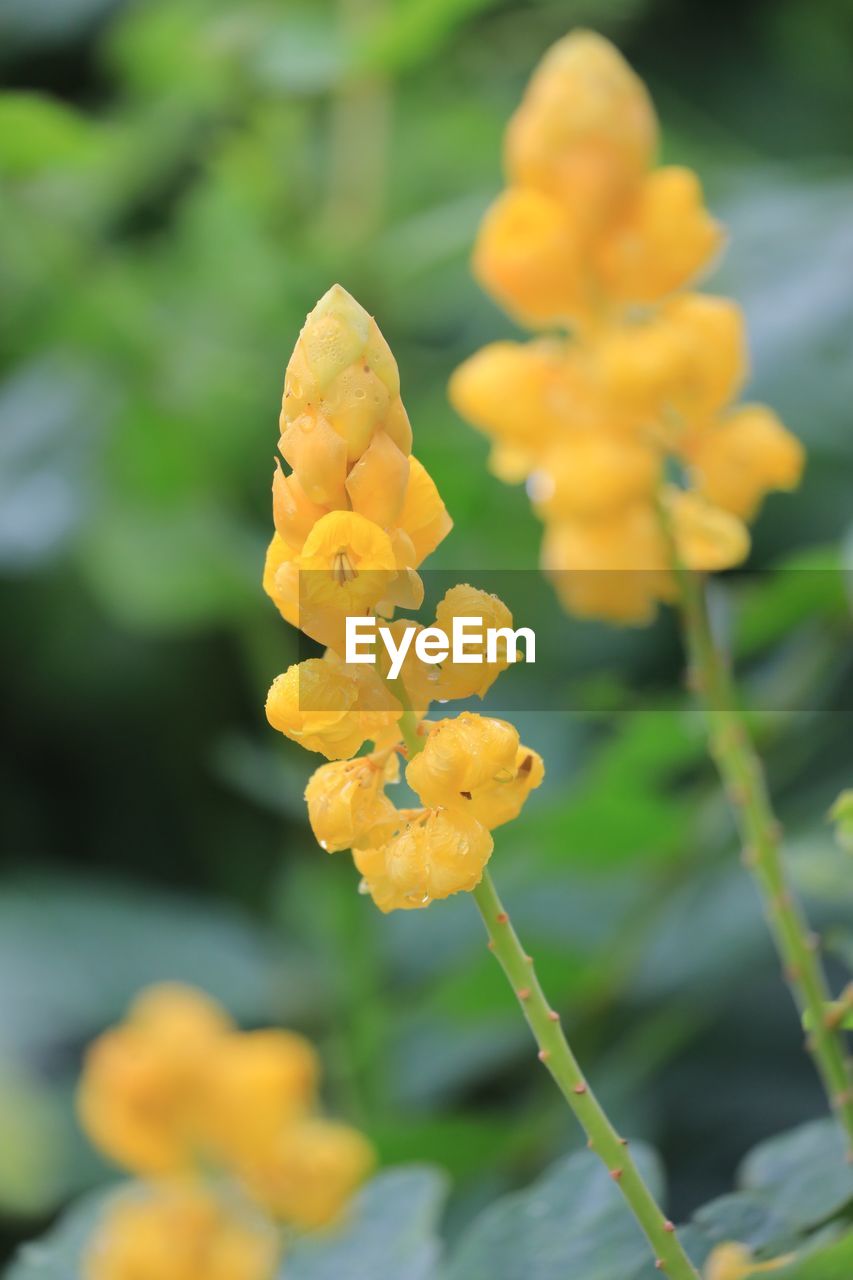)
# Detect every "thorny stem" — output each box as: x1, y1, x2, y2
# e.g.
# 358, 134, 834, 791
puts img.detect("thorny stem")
395, 688, 700, 1278
673, 564, 853, 1152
